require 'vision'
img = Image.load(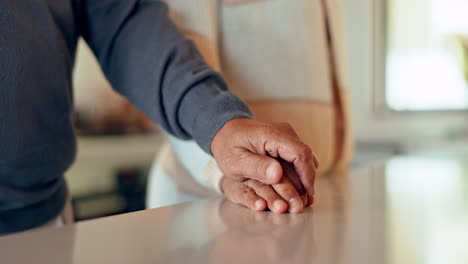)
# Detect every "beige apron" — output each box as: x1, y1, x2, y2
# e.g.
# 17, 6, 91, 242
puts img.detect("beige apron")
148, 0, 353, 200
